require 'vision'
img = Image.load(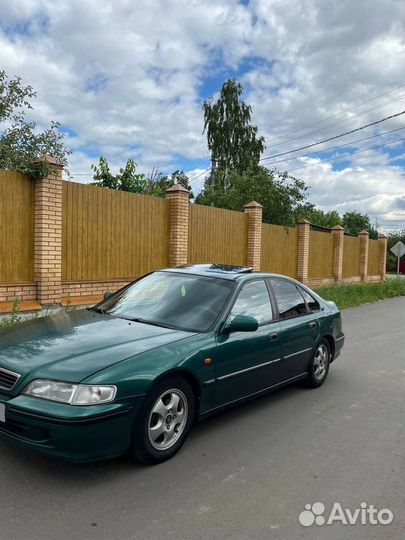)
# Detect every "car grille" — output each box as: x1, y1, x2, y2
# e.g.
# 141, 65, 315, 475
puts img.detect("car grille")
0, 367, 20, 390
